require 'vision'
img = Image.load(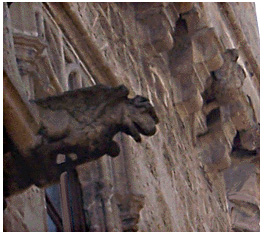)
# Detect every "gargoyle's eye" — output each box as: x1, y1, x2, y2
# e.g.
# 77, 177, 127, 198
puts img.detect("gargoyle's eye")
137, 96, 148, 103
132, 96, 149, 106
